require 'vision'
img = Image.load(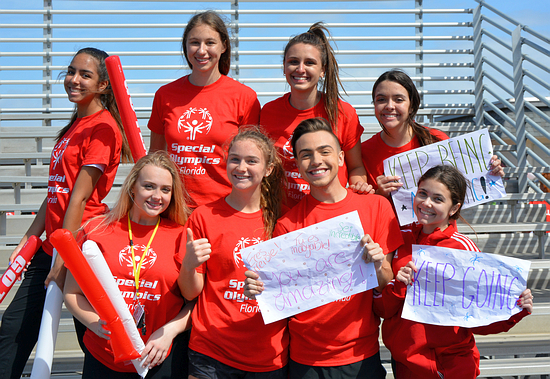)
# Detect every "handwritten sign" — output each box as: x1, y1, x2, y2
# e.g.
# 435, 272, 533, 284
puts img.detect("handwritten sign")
401, 245, 530, 328
384, 129, 506, 225
241, 211, 378, 324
